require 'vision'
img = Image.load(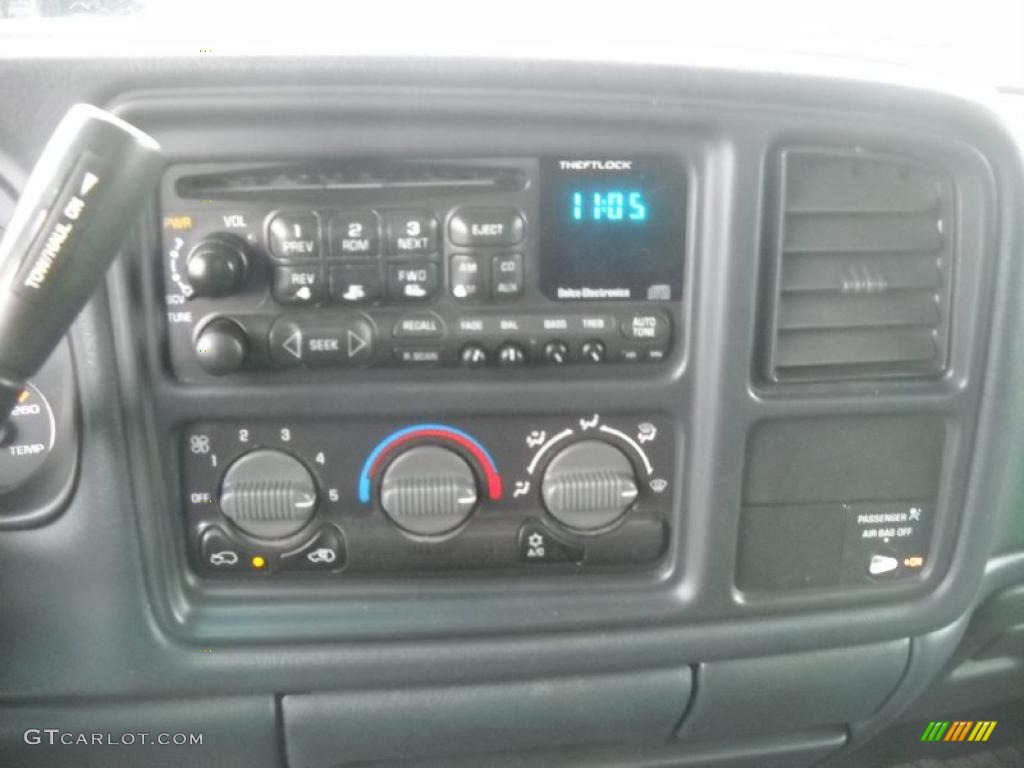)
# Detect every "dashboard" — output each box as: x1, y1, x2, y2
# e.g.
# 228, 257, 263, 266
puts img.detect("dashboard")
0, 51, 1022, 768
